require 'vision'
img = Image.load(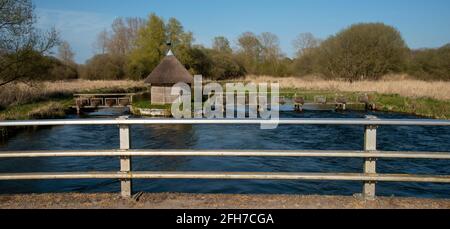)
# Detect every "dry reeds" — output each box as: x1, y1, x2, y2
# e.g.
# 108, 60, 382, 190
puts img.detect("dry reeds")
0, 80, 144, 108
245, 74, 450, 101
